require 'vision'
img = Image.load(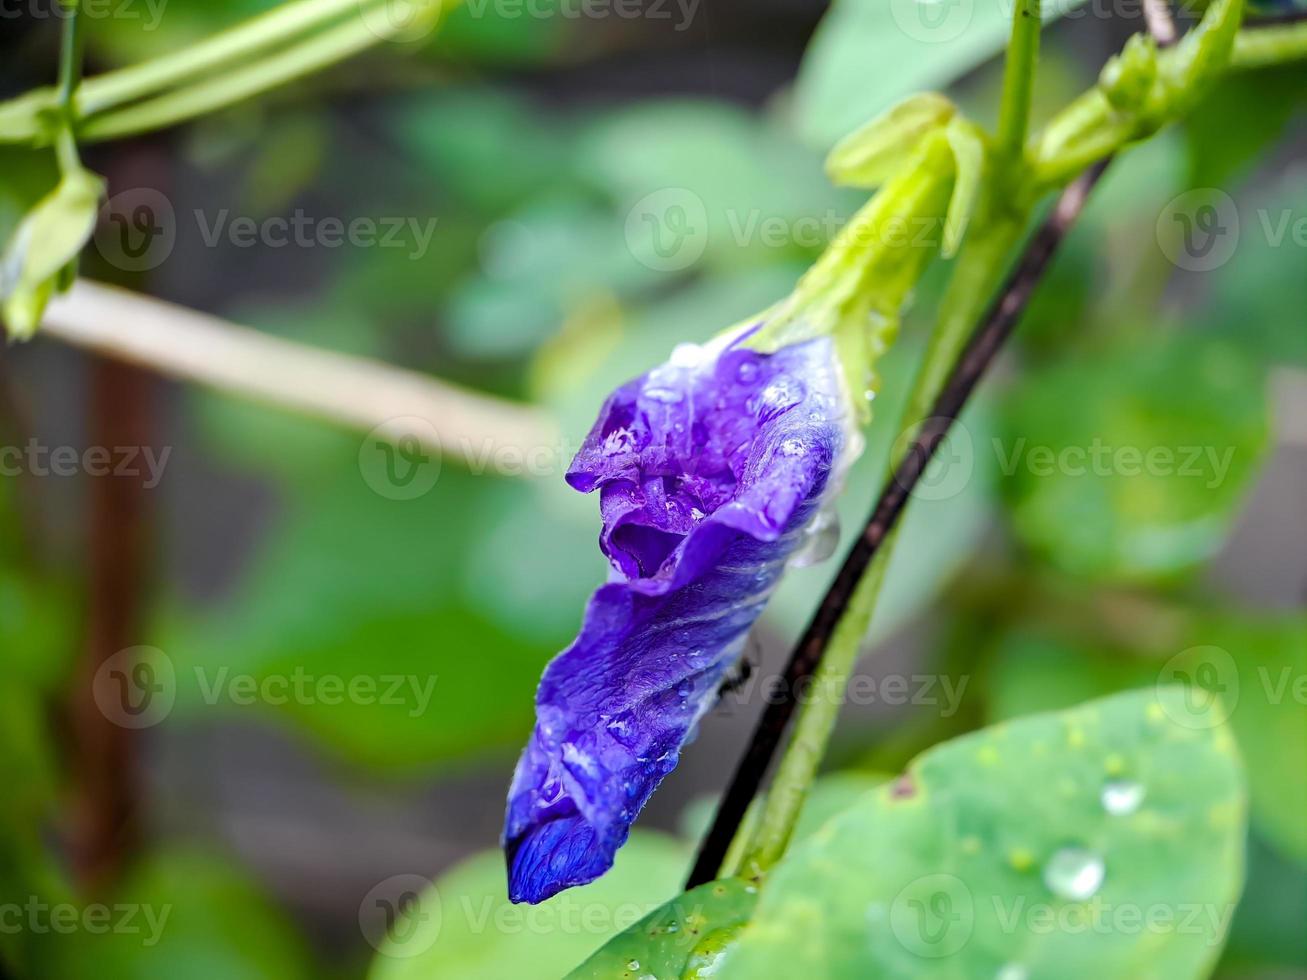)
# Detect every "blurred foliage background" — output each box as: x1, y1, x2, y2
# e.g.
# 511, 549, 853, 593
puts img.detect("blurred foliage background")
0, 0, 1305, 977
